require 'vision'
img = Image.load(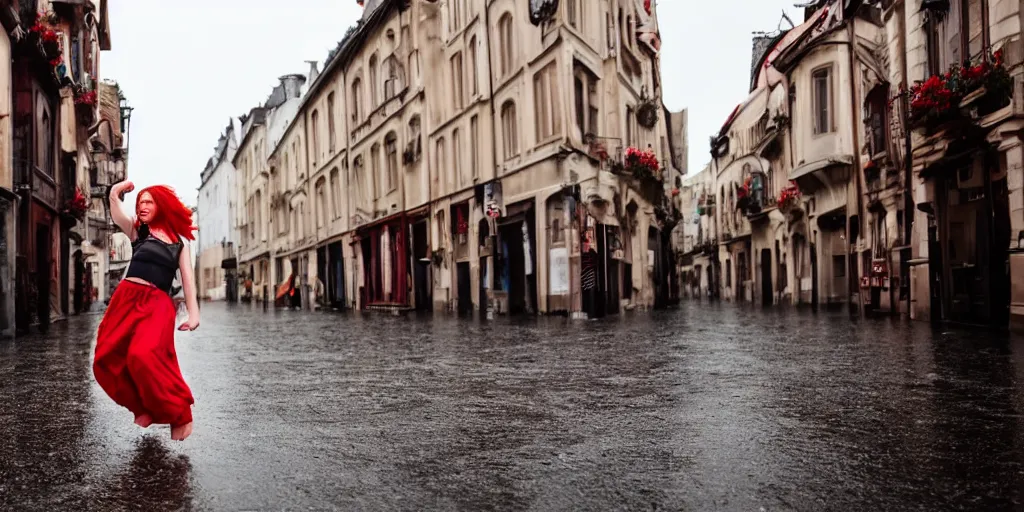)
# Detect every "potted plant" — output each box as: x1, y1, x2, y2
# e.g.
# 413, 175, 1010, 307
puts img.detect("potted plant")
624, 146, 659, 181
778, 182, 801, 213
61, 188, 89, 221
